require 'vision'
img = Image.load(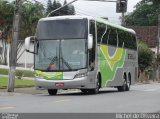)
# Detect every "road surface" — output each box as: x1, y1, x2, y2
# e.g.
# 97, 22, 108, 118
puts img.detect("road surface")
0, 83, 160, 113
